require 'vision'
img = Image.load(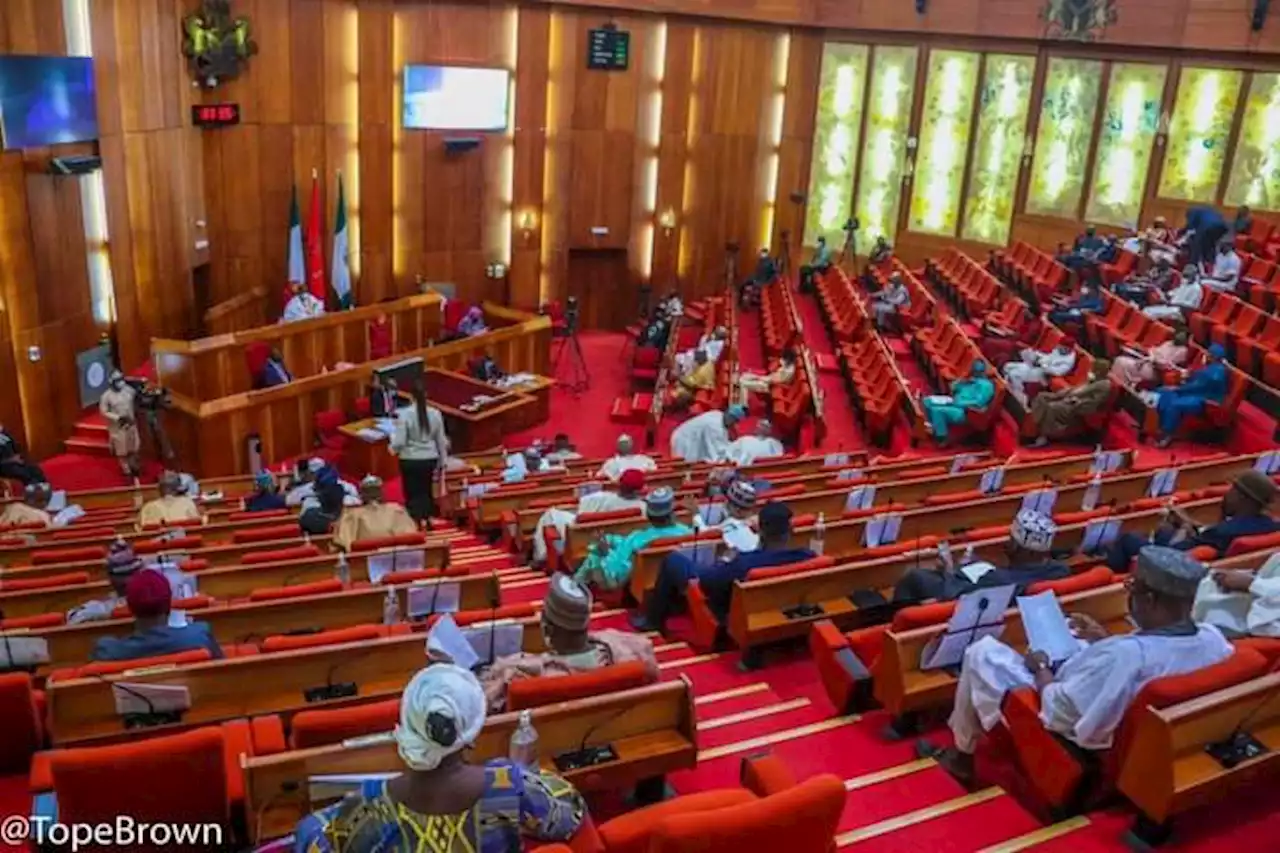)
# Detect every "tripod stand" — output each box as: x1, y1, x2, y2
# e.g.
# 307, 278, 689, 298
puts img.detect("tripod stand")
777, 229, 793, 278
552, 300, 590, 395
838, 224, 858, 272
